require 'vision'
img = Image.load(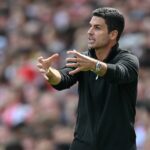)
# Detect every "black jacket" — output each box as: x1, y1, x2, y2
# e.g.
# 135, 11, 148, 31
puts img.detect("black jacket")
53, 44, 139, 150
